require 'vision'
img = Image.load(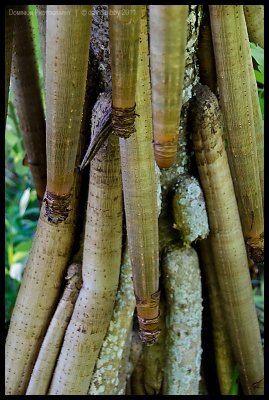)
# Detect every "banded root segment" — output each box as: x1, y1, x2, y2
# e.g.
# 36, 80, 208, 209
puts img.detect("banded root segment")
243, 6, 264, 48
119, 6, 160, 345
5, 6, 14, 122
141, 301, 166, 395
43, 191, 71, 224
209, 5, 264, 264
11, 5, 47, 202
191, 84, 264, 395
109, 5, 141, 139
149, 5, 188, 168
136, 291, 161, 345
26, 263, 82, 395
45, 6, 92, 222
